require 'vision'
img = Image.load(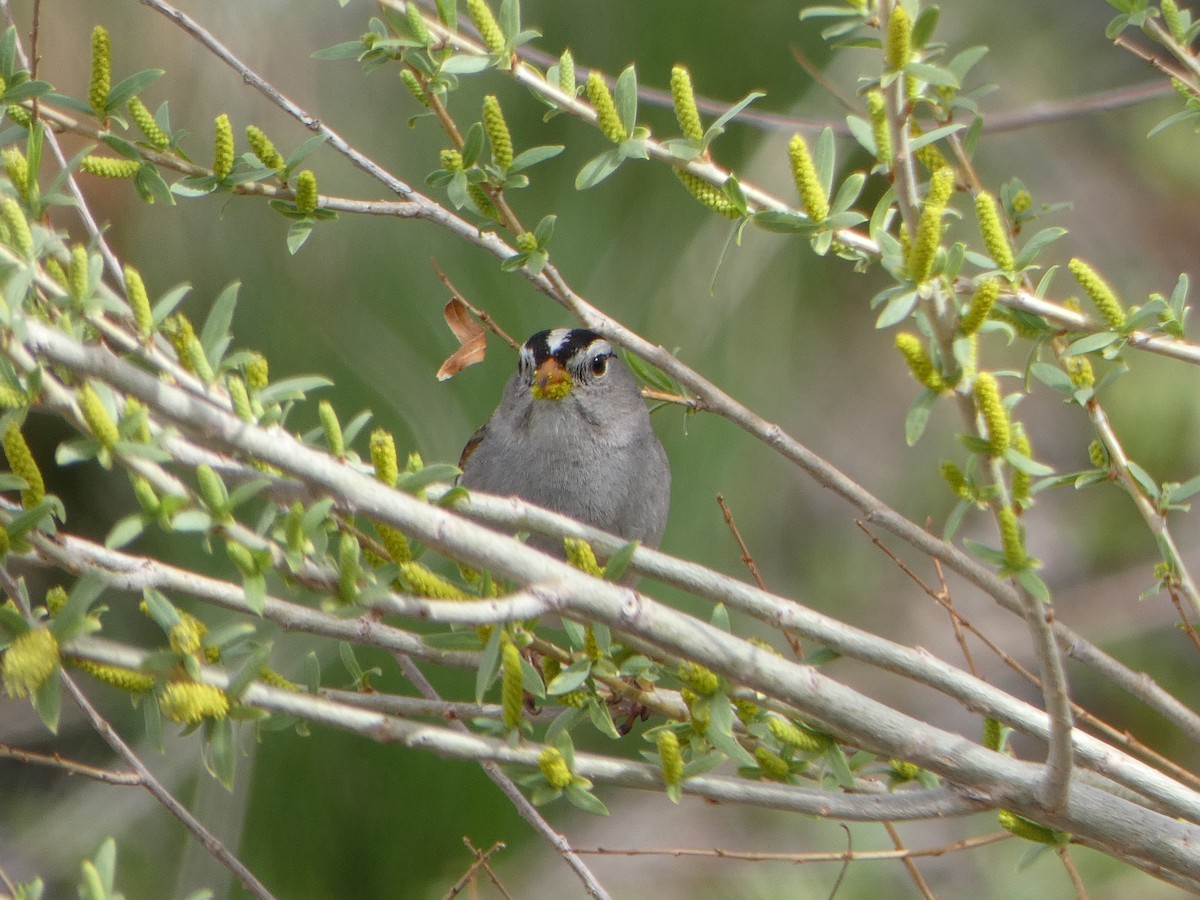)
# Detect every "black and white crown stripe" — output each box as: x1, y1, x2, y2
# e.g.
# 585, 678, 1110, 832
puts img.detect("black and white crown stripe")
519, 328, 614, 379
